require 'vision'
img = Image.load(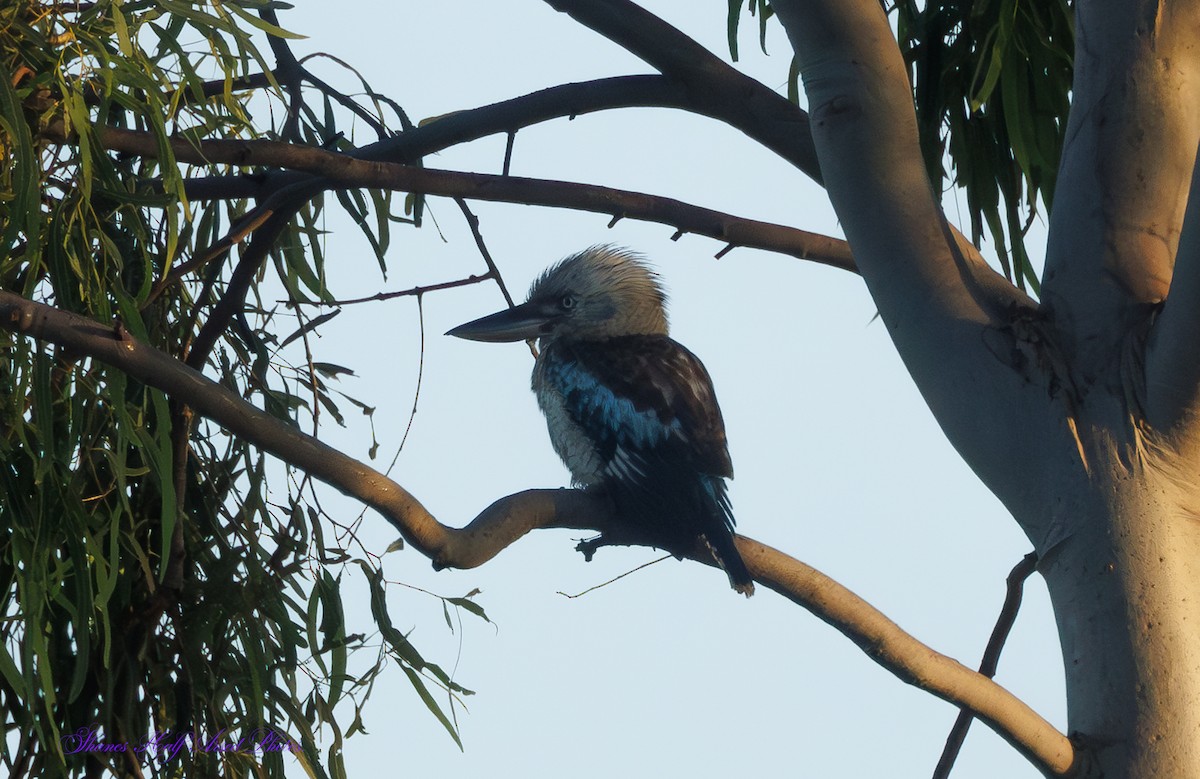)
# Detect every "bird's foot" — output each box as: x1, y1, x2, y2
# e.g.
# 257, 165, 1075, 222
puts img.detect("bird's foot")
576, 531, 684, 564
575, 532, 647, 561
575, 534, 608, 562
